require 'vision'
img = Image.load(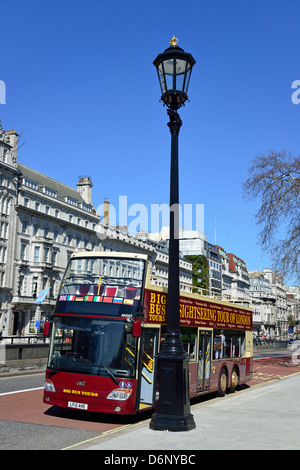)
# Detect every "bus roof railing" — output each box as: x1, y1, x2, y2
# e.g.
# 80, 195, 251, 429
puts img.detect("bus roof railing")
71, 251, 149, 261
